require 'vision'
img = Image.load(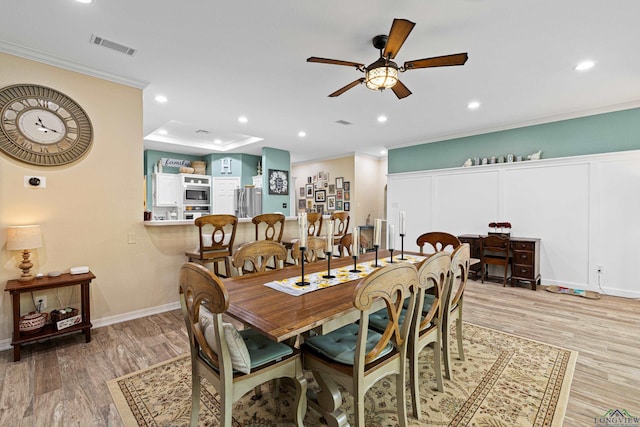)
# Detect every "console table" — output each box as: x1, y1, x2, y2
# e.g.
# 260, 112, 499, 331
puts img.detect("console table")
4, 271, 95, 361
458, 234, 541, 290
